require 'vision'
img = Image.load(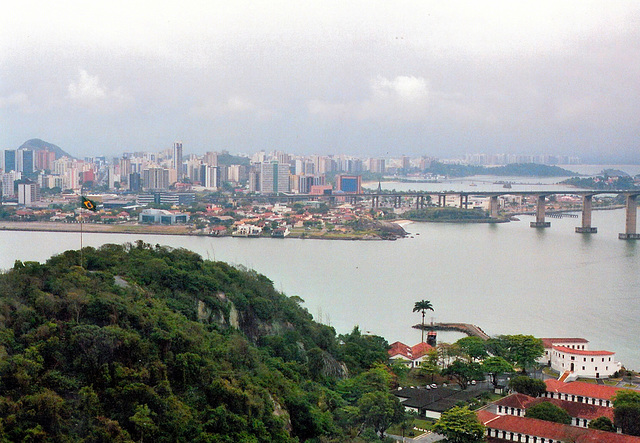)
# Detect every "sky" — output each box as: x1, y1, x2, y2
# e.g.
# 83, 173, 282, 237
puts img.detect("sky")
1, 1, 639, 161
